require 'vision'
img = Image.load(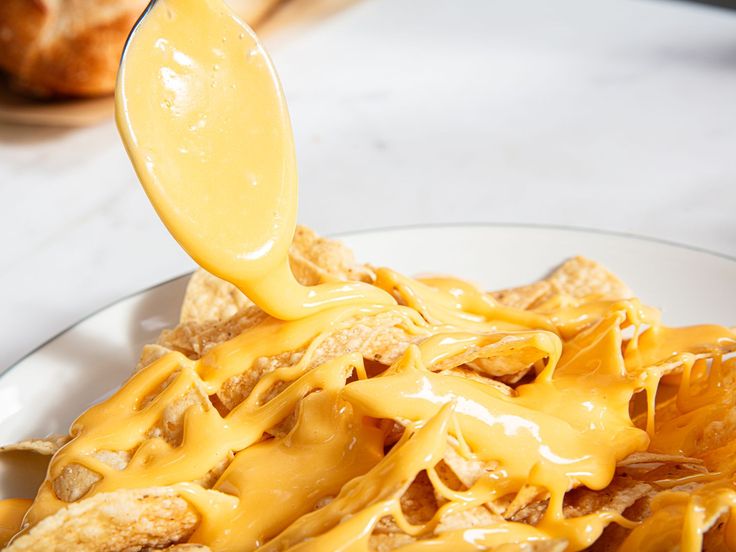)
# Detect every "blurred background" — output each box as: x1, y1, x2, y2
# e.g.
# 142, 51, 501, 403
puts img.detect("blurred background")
1, 0, 735, 371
